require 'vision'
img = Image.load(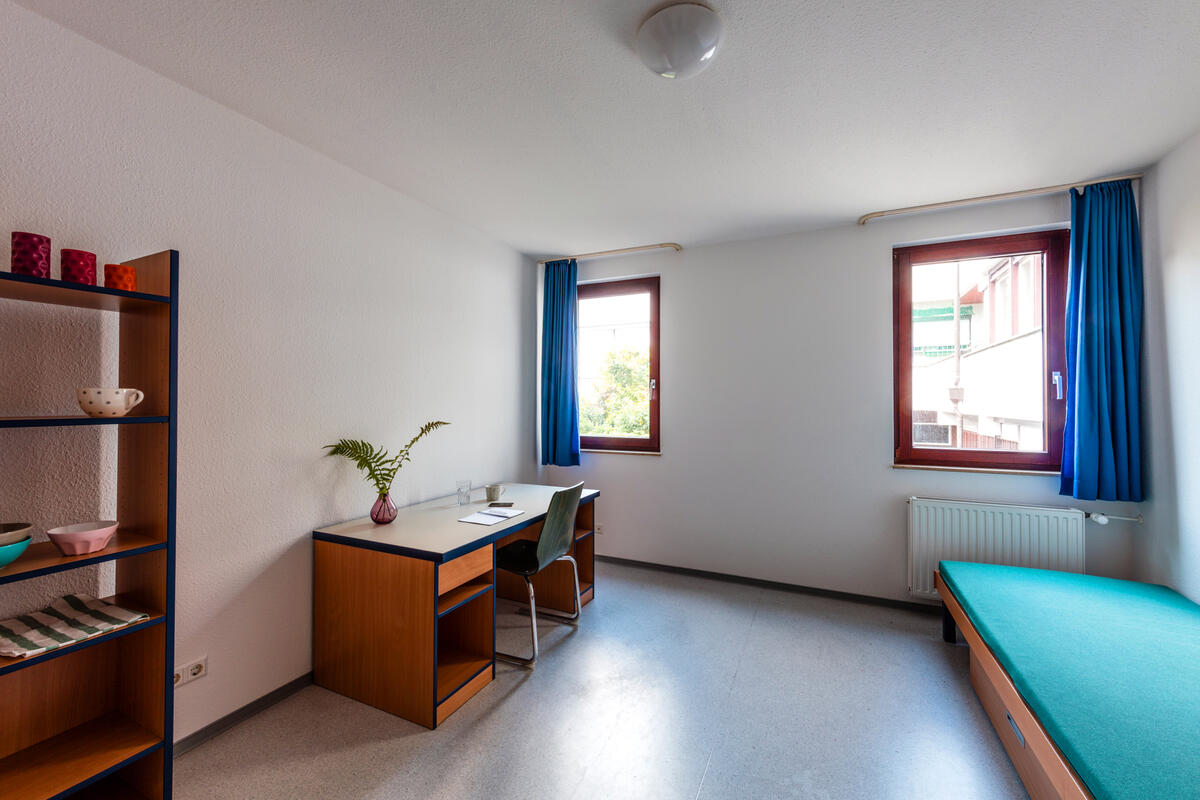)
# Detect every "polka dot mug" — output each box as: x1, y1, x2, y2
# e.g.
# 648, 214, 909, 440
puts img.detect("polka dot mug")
76, 387, 145, 418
